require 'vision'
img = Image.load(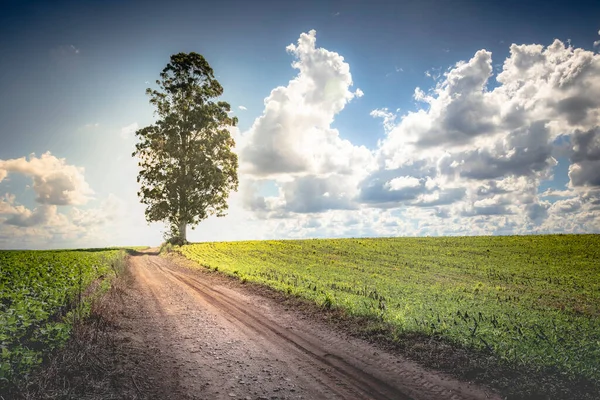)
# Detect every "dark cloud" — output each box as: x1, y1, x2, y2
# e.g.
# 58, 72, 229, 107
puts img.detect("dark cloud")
525, 202, 549, 223
475, 181, 510, 196
455, 122, 555, 180
358, 164, 433, 207
569, 161, 600, 187
461, 204, 512, 217
556, 96, 597, 125
571, 127, 600, 163
280, 175, 356, 213
569, 127, 600, 187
